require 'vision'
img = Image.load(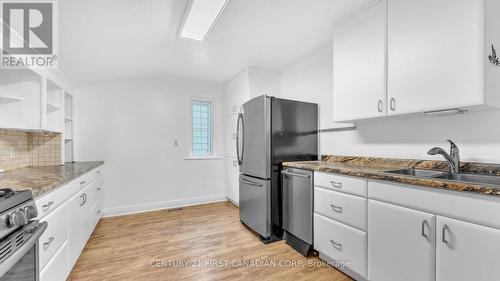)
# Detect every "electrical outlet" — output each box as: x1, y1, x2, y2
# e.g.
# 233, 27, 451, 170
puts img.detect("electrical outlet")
9, 147, 15, 158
